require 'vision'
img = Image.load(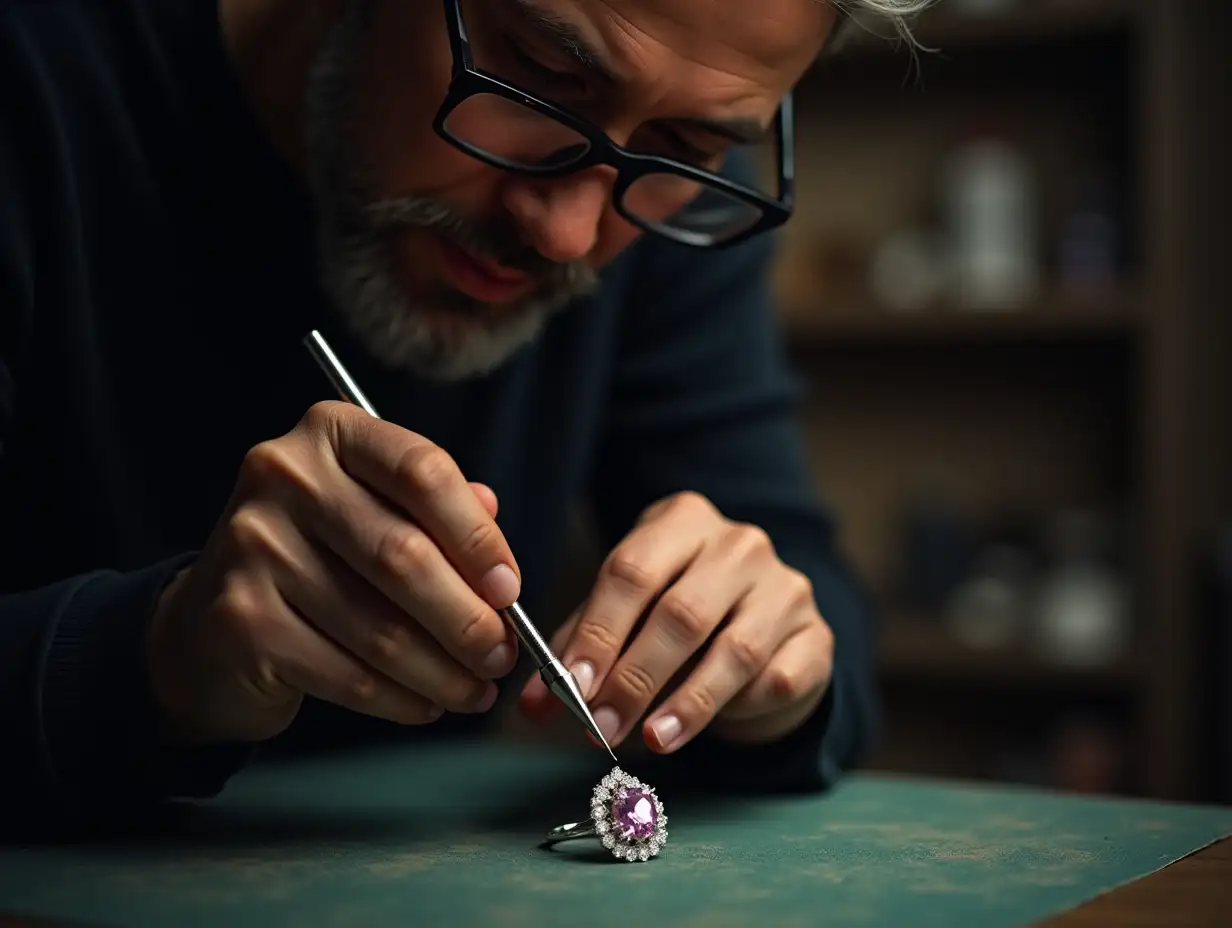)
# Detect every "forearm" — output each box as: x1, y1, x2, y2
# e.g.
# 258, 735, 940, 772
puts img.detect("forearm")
0, 554, 254, 827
